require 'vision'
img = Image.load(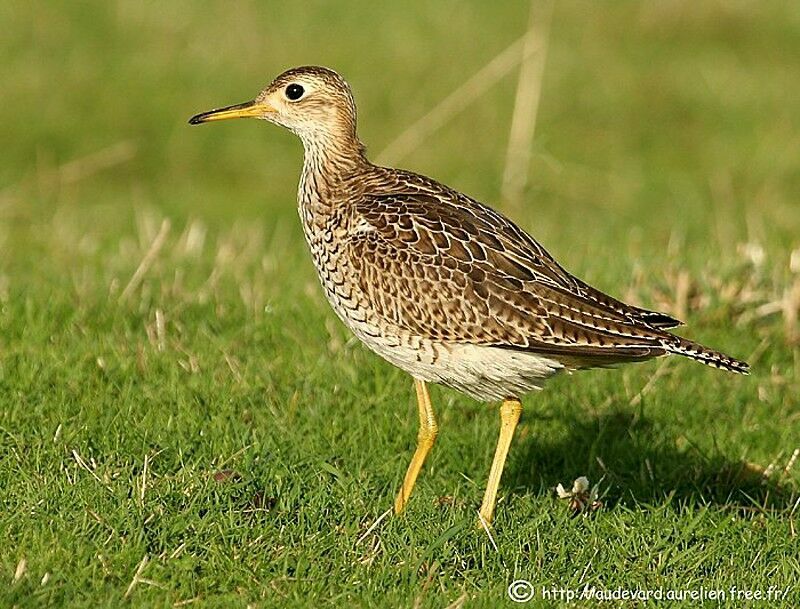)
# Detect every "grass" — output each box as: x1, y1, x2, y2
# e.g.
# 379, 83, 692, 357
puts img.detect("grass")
1, 1, 799, 607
